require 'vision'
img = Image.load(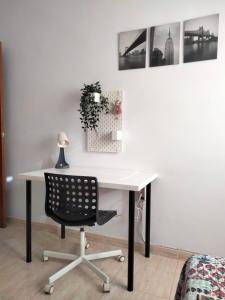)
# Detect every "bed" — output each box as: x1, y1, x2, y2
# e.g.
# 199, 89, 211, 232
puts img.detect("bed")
175, 255, 225, 300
